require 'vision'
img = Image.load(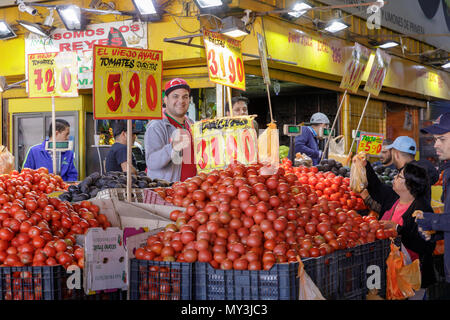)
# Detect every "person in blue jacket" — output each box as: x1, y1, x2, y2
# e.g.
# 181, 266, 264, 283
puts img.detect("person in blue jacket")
416, 112, 450, 299
293, 112, 330, 165
22, 119, 78, 181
